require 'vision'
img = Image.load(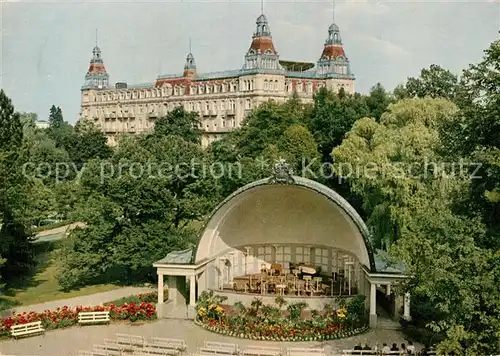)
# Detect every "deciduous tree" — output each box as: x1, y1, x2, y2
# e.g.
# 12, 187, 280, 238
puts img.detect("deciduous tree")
154, 106, 201, 144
